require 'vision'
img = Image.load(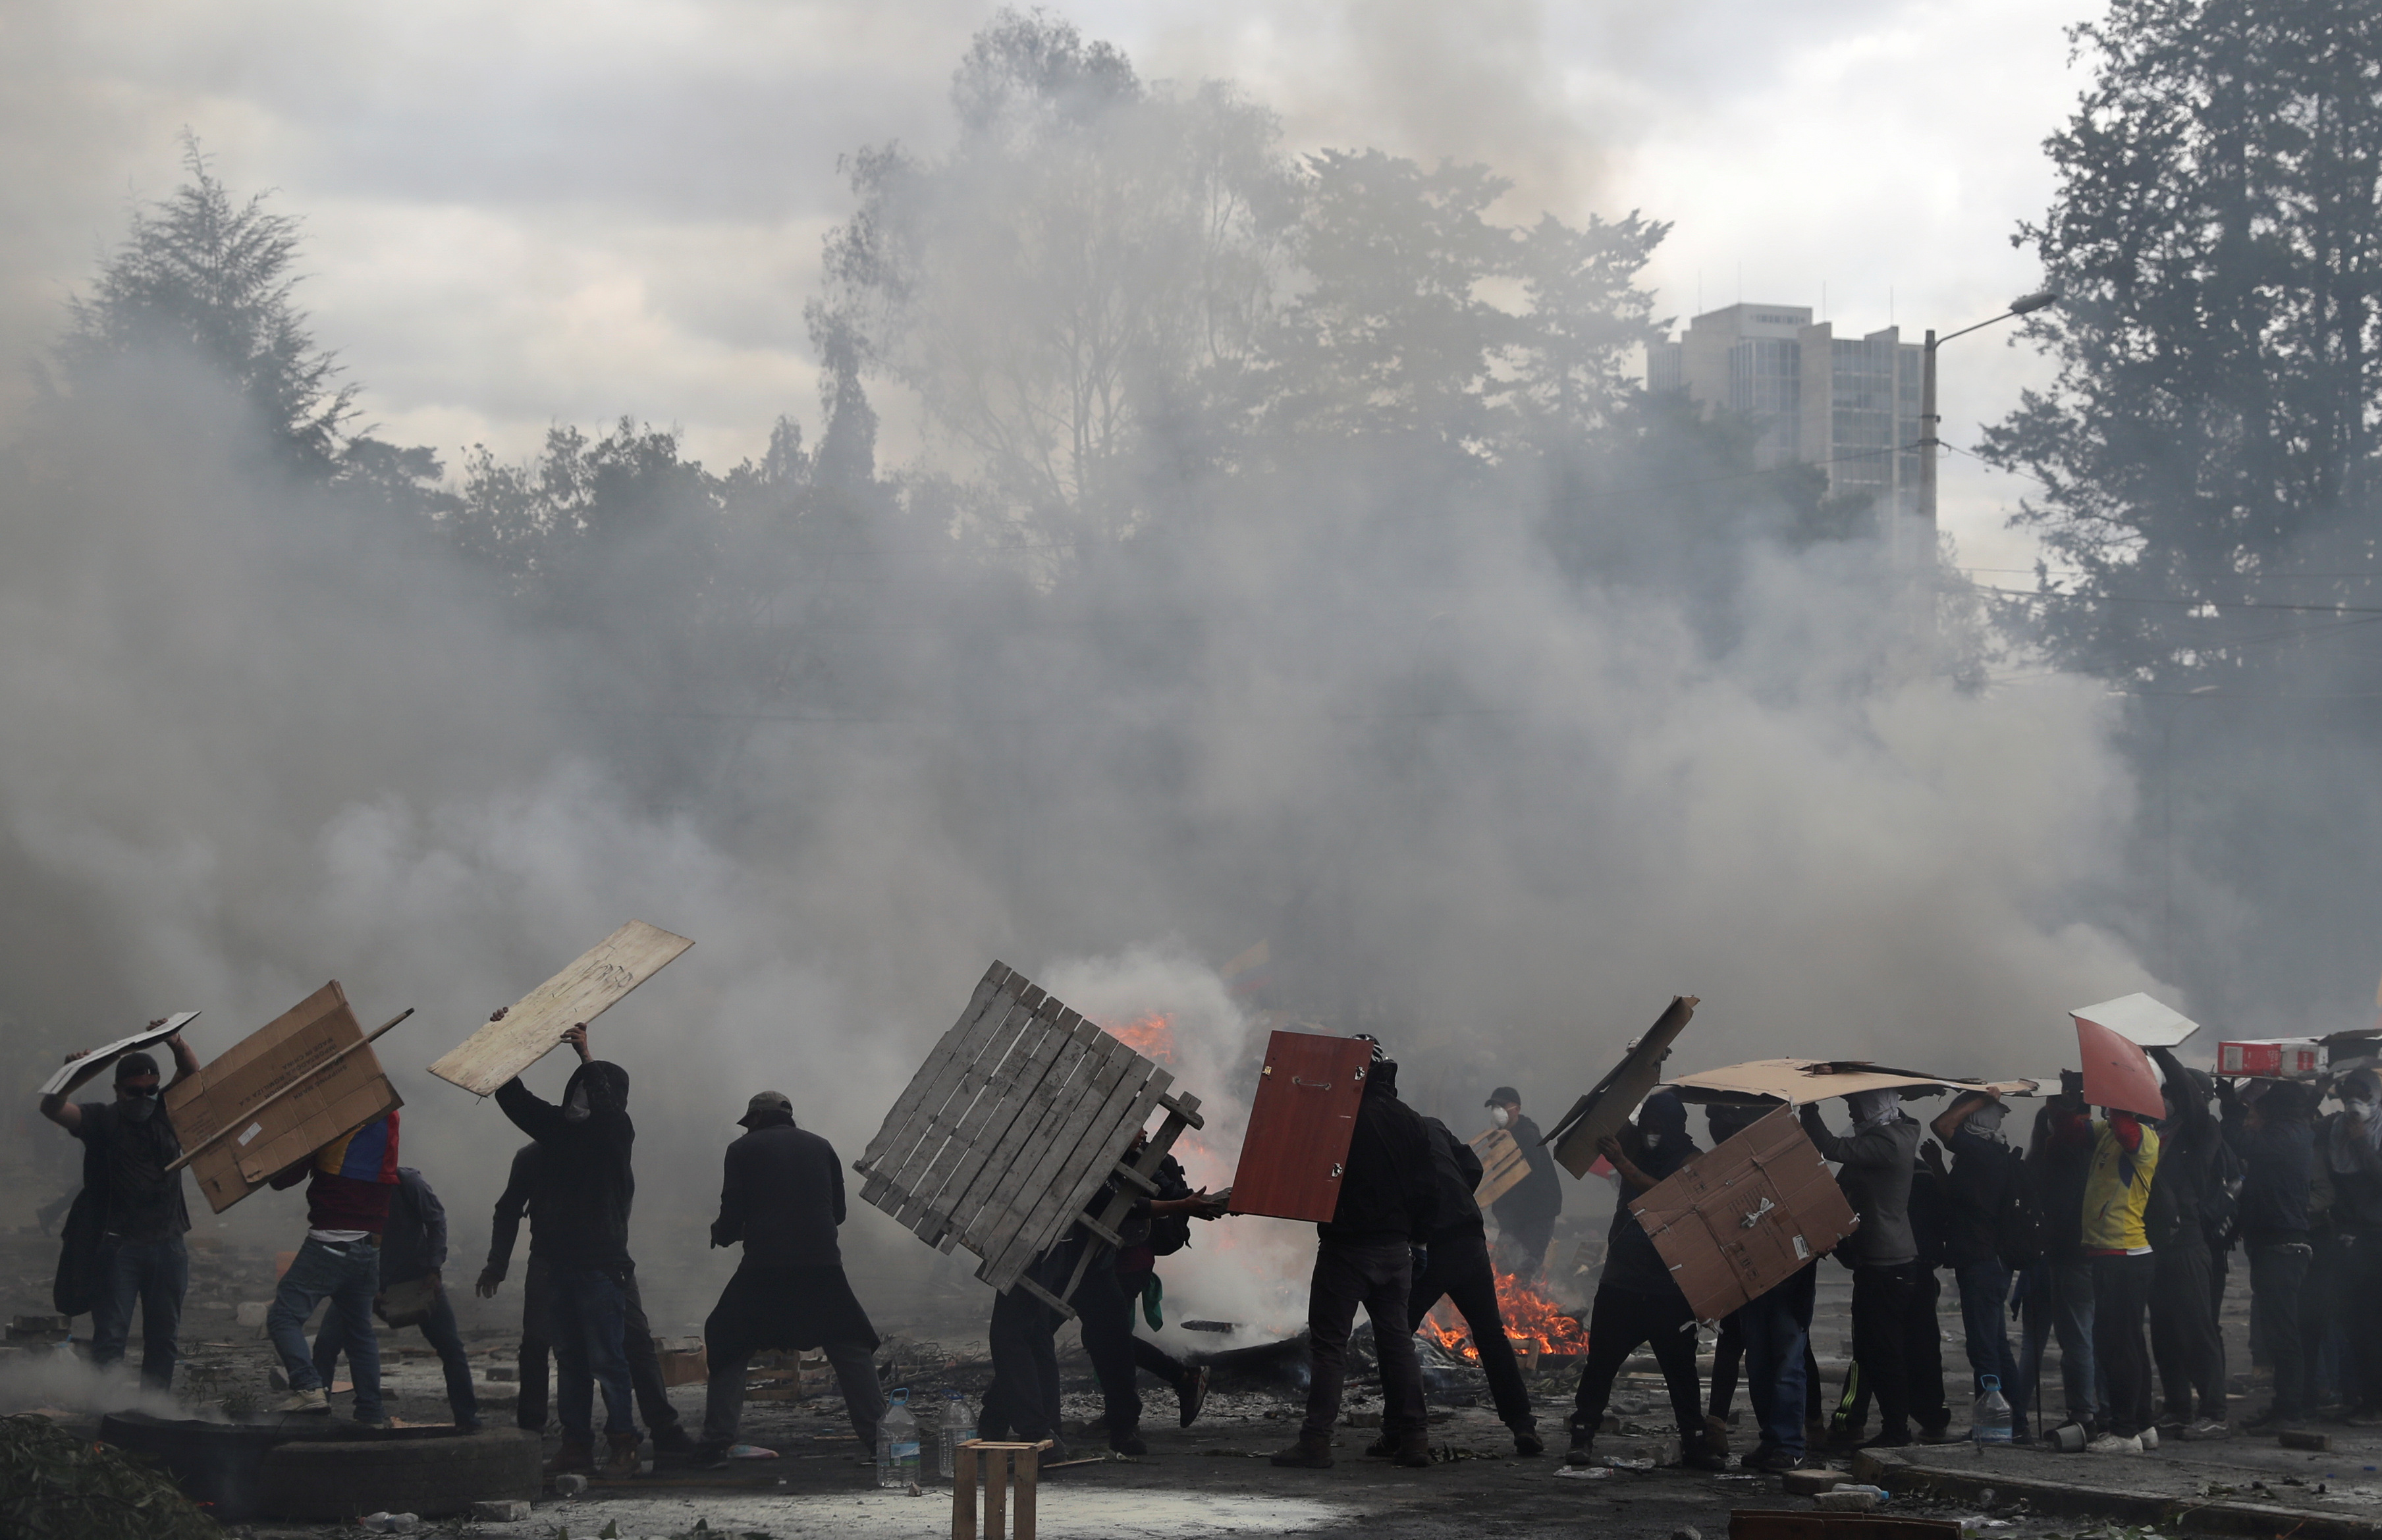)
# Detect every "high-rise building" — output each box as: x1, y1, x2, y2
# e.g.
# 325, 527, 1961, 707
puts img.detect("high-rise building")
1647, 304, 1928, 559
